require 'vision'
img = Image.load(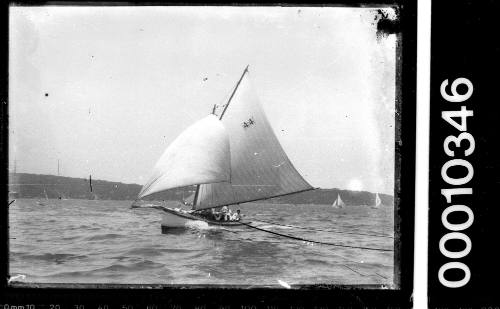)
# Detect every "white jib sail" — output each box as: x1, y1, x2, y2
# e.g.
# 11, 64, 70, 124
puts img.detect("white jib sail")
333, 194, 344, 208
332, 197, 338, 208
138, 114, 231, 199
195, 70, 312, 210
